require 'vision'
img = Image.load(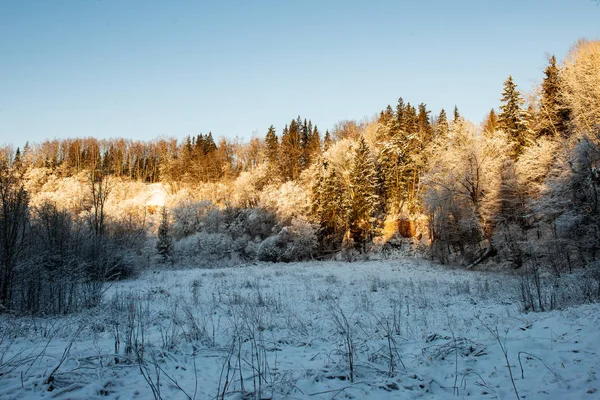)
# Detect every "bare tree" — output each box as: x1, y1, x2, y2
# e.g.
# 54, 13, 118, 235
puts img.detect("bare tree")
0, 161, 29, 308
89, 166, 112, 237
